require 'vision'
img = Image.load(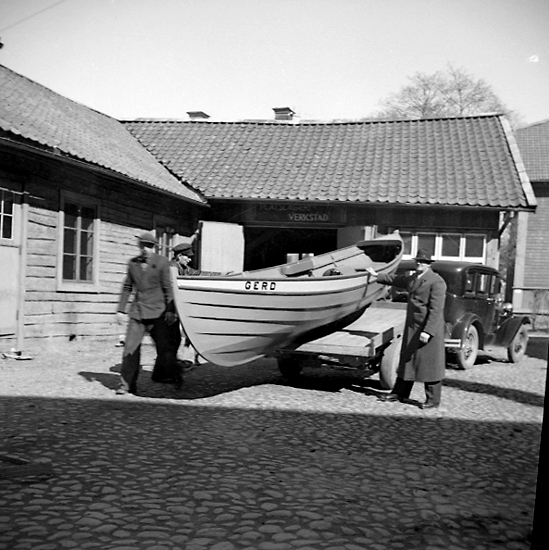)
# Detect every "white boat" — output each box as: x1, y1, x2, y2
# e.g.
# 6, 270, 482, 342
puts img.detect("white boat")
172, 232, 403, 367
